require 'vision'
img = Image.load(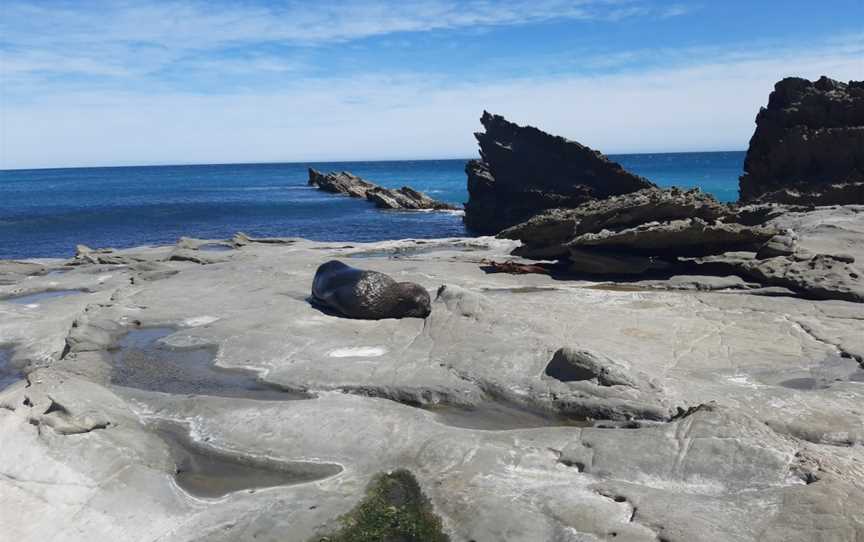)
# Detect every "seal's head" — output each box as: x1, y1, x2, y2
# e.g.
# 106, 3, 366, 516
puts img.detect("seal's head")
394, 282, 432, 318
